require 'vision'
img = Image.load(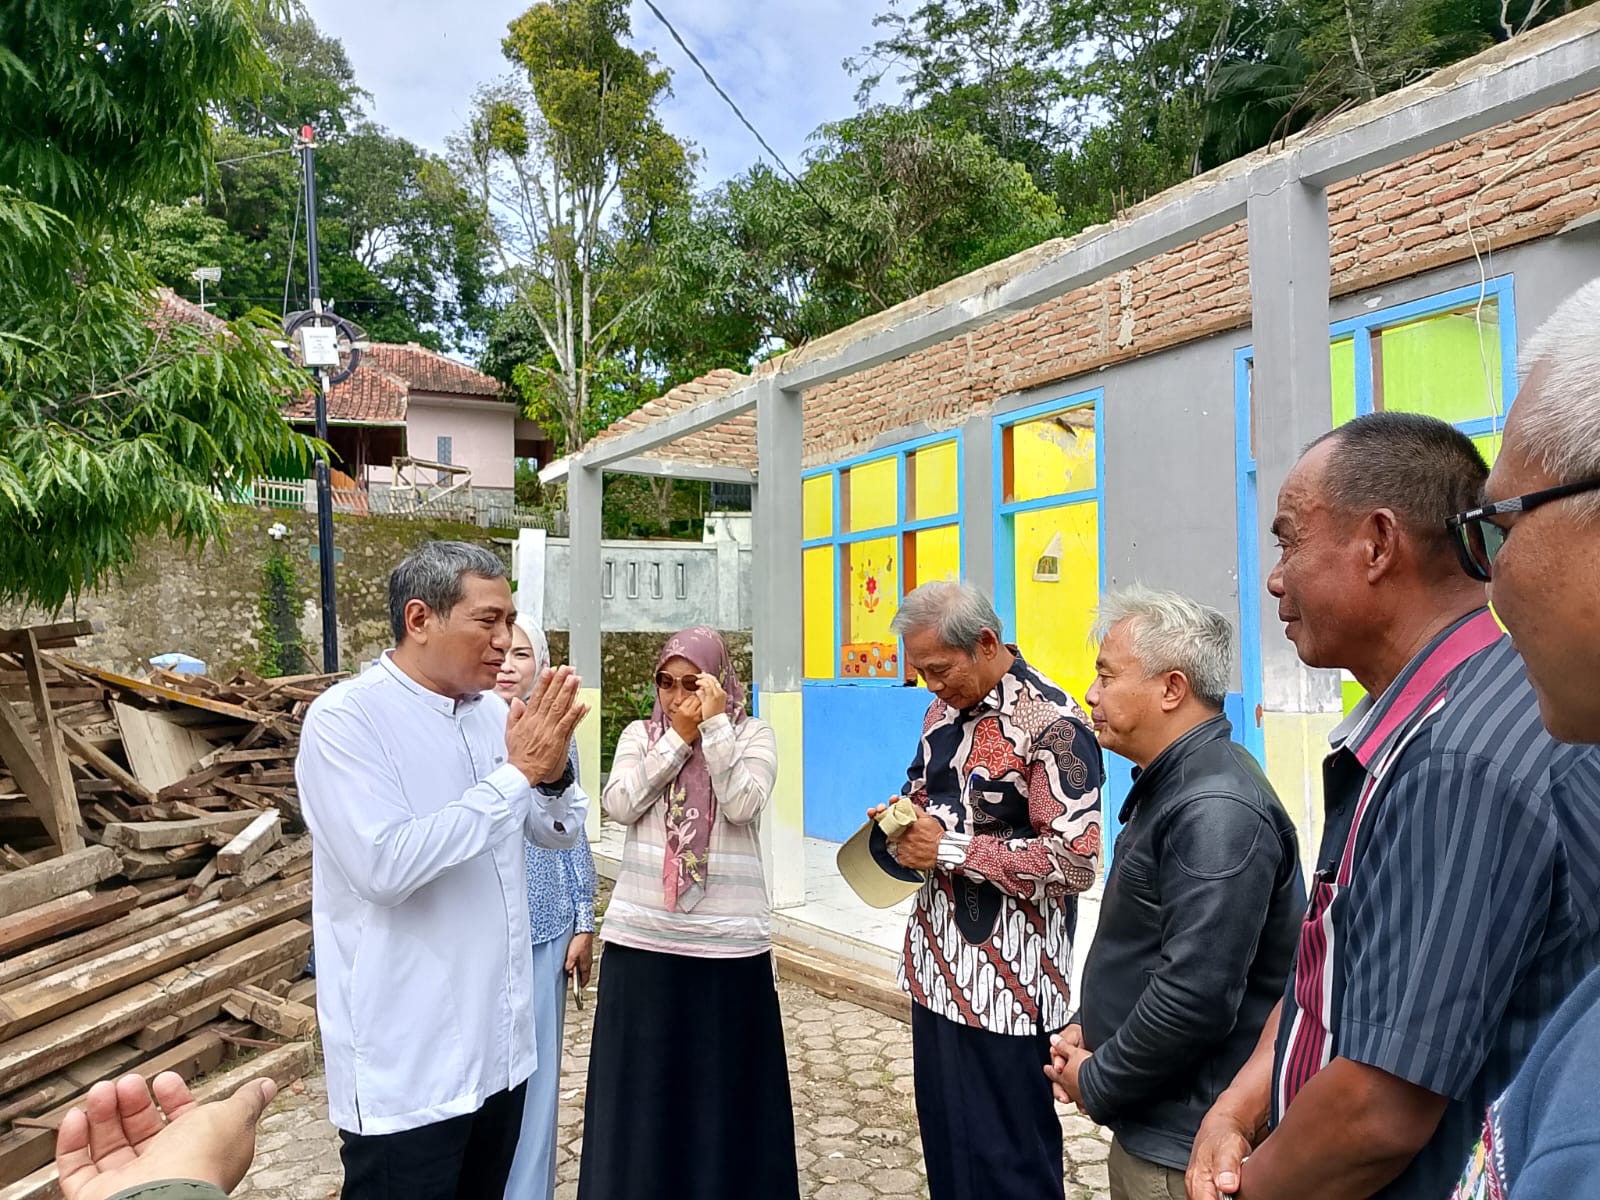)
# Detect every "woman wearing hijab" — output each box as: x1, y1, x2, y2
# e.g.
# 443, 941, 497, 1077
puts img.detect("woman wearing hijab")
495, 613, 599, 1200
577, 626, 799, 1200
